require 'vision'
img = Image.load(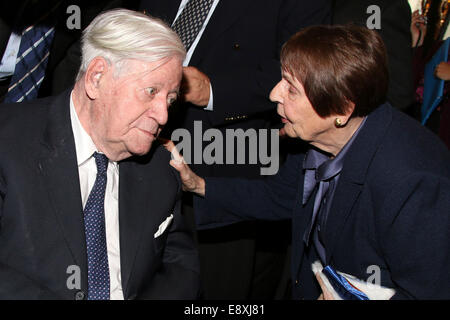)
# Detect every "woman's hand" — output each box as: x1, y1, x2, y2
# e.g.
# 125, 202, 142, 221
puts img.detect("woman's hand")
435, 62, 450, 81
411, 10, 427, 47
160, 138, 206, 197
315, 272, 335, 300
